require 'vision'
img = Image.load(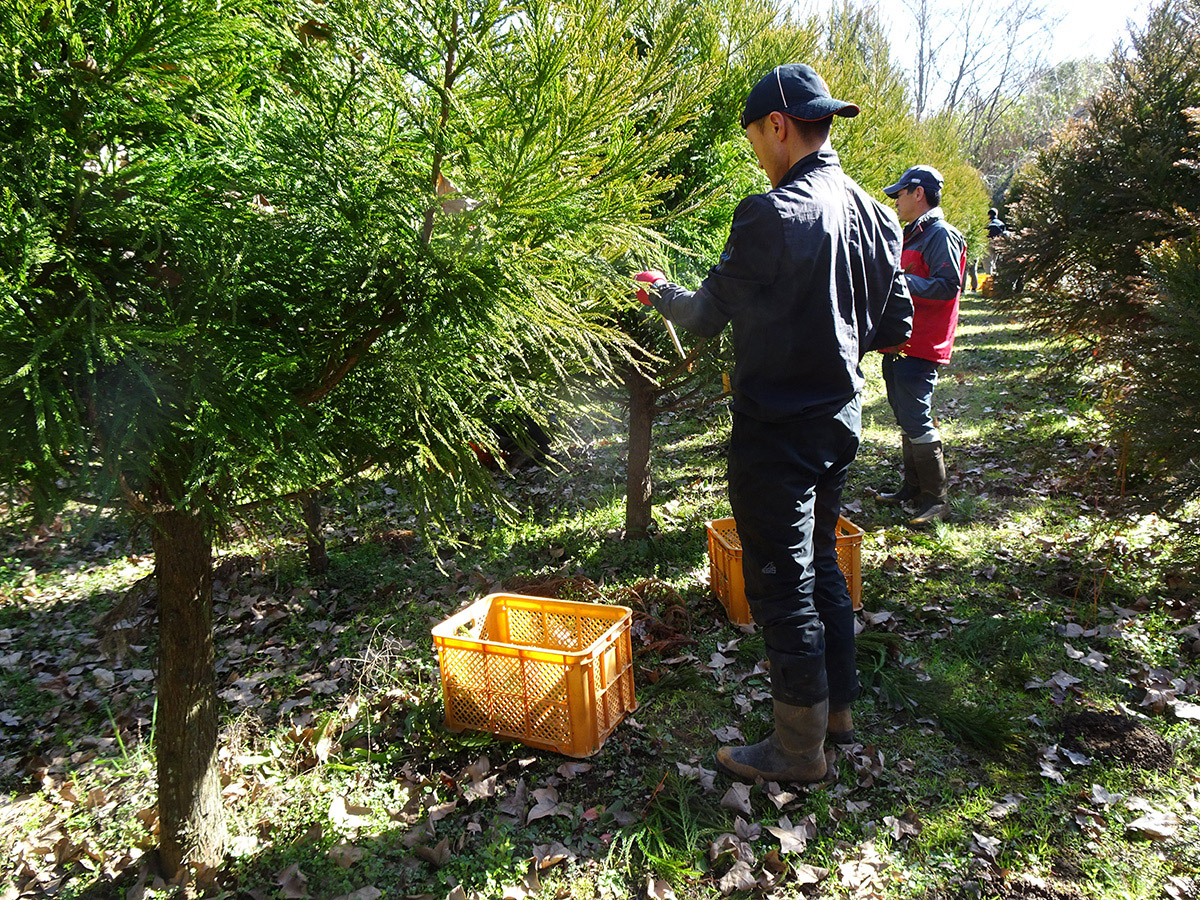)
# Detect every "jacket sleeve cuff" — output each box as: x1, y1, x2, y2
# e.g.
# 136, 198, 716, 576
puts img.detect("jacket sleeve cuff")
654, 282, 729, 338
